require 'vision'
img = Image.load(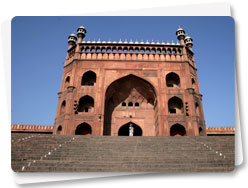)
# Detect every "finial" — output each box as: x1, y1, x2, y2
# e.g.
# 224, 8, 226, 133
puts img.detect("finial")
135, 39, 139, 44
140, 40, 144, 44
146, 40, 149, 44
129, 39, 134, 44
118, 39, 122, 43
